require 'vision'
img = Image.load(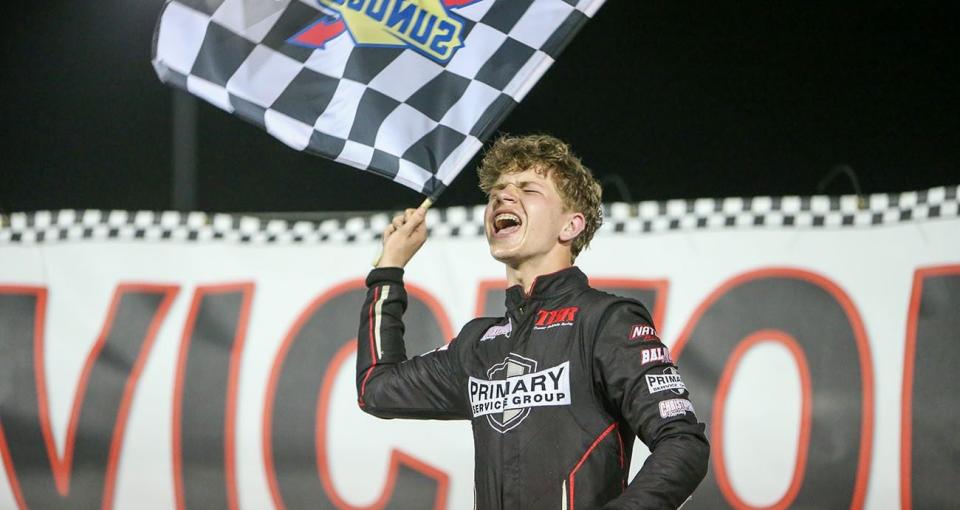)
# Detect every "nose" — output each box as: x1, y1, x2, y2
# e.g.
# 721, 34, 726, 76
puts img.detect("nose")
493, 184, 519, 203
